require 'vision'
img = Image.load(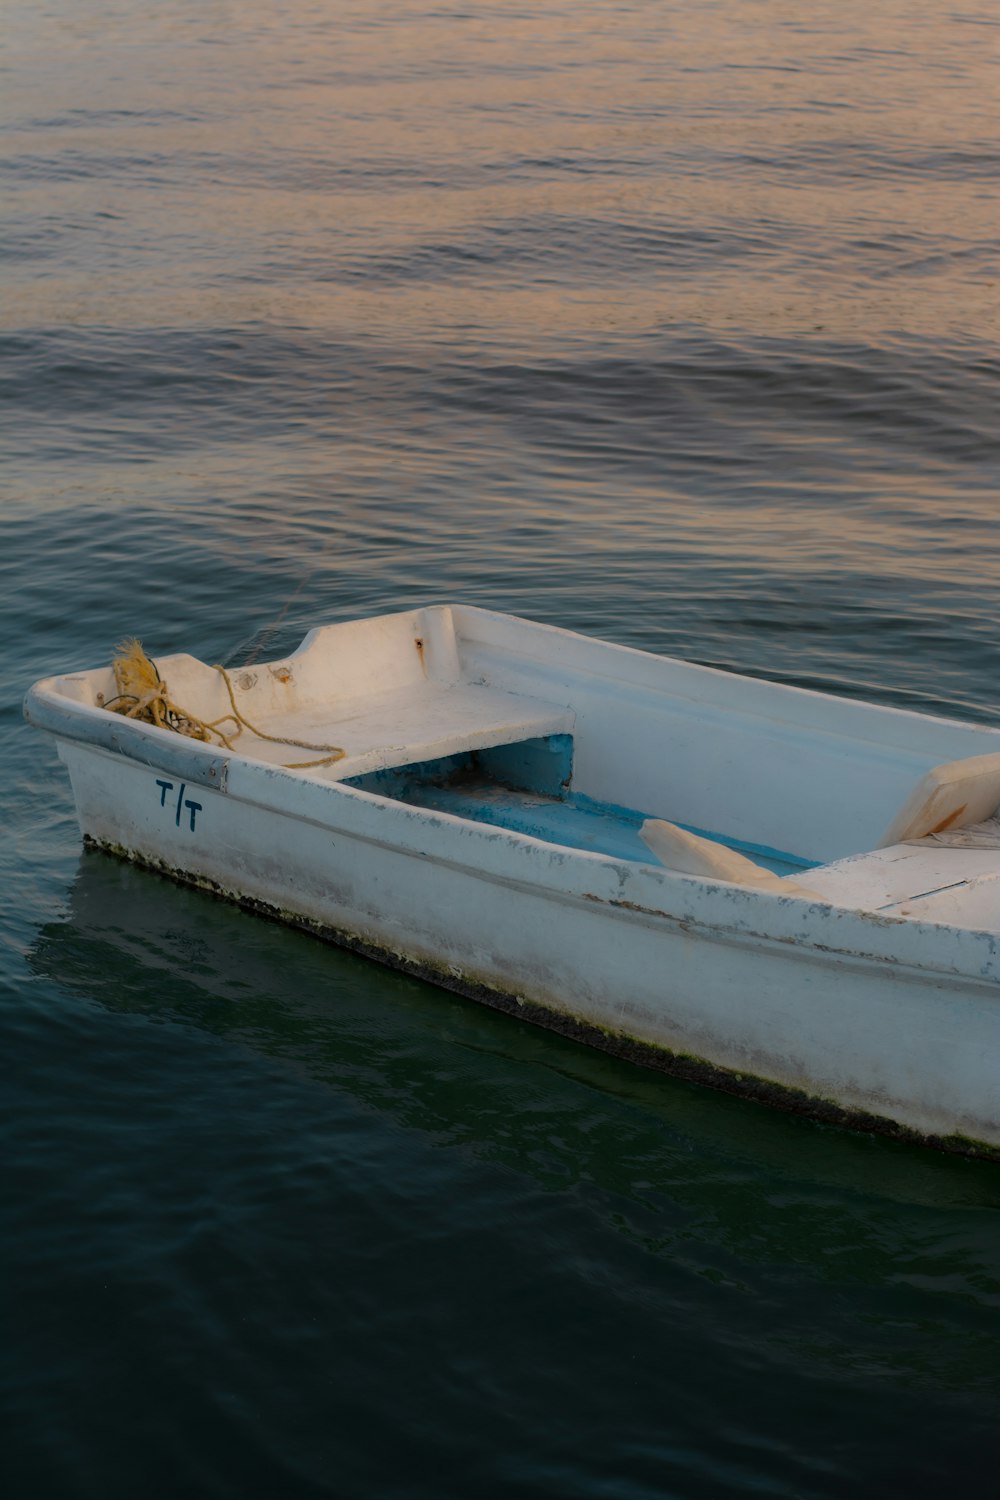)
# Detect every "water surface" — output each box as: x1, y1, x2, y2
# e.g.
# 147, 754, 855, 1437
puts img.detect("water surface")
3, 2, 1000, 1494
